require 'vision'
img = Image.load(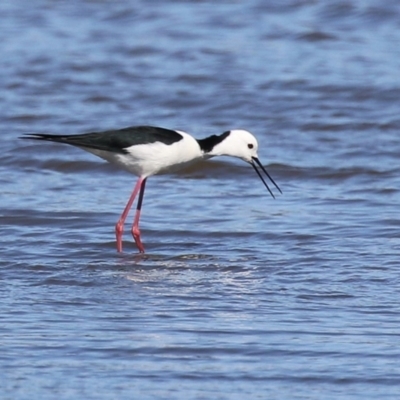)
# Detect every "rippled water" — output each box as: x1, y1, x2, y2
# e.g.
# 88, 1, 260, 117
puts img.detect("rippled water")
2, 1, 400, 399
